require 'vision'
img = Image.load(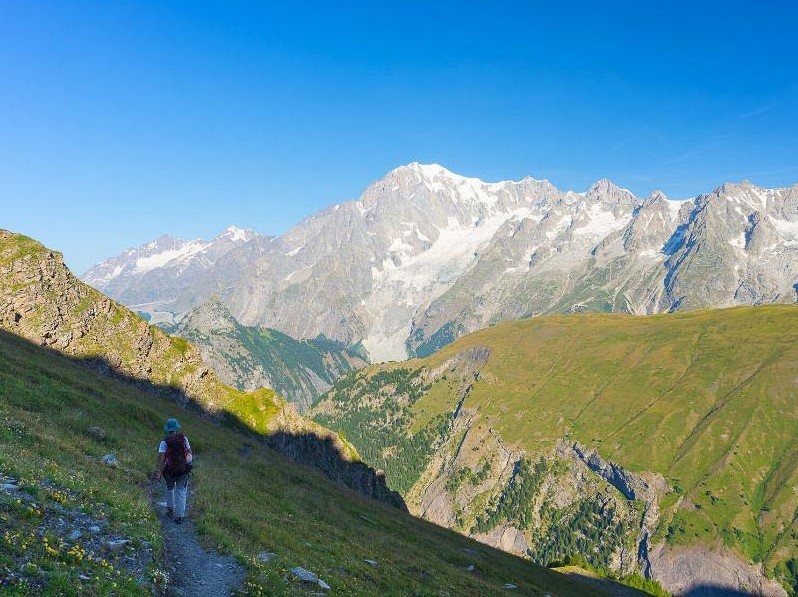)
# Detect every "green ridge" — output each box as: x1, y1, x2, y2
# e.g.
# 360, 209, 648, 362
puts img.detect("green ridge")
314, 305, 798, 592
0, 230, 286, 436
